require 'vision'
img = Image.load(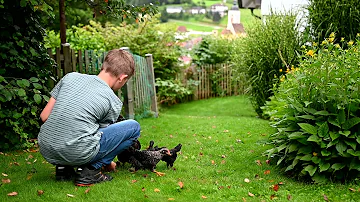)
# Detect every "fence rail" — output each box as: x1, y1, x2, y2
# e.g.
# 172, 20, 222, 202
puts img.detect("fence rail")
47, 44, 158, 119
